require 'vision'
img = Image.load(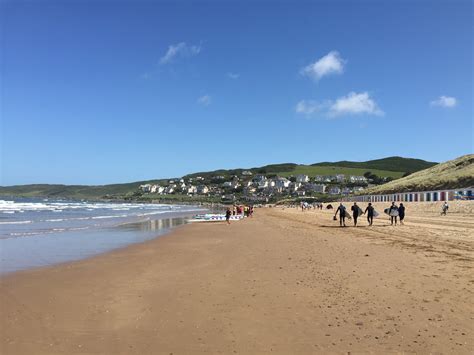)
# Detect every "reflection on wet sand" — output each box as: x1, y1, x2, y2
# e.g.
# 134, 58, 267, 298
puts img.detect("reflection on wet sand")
121, 217, 188, 232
